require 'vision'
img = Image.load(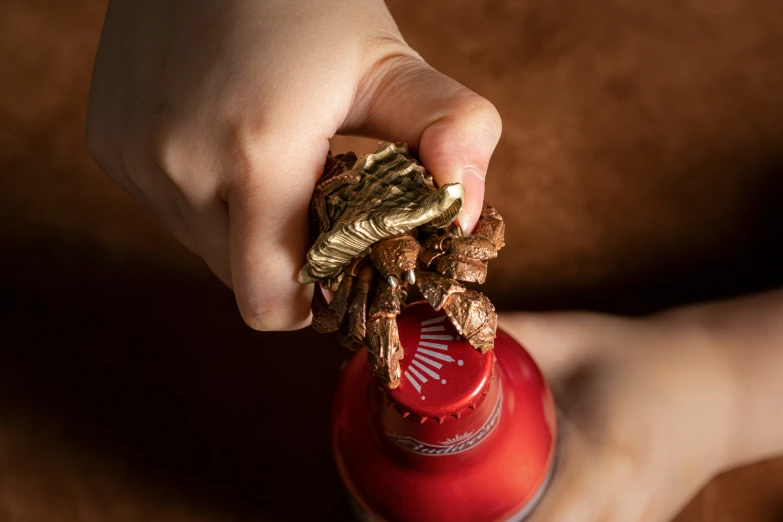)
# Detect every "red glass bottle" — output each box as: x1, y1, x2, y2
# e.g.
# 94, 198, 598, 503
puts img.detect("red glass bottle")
331, 302, 558, 521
